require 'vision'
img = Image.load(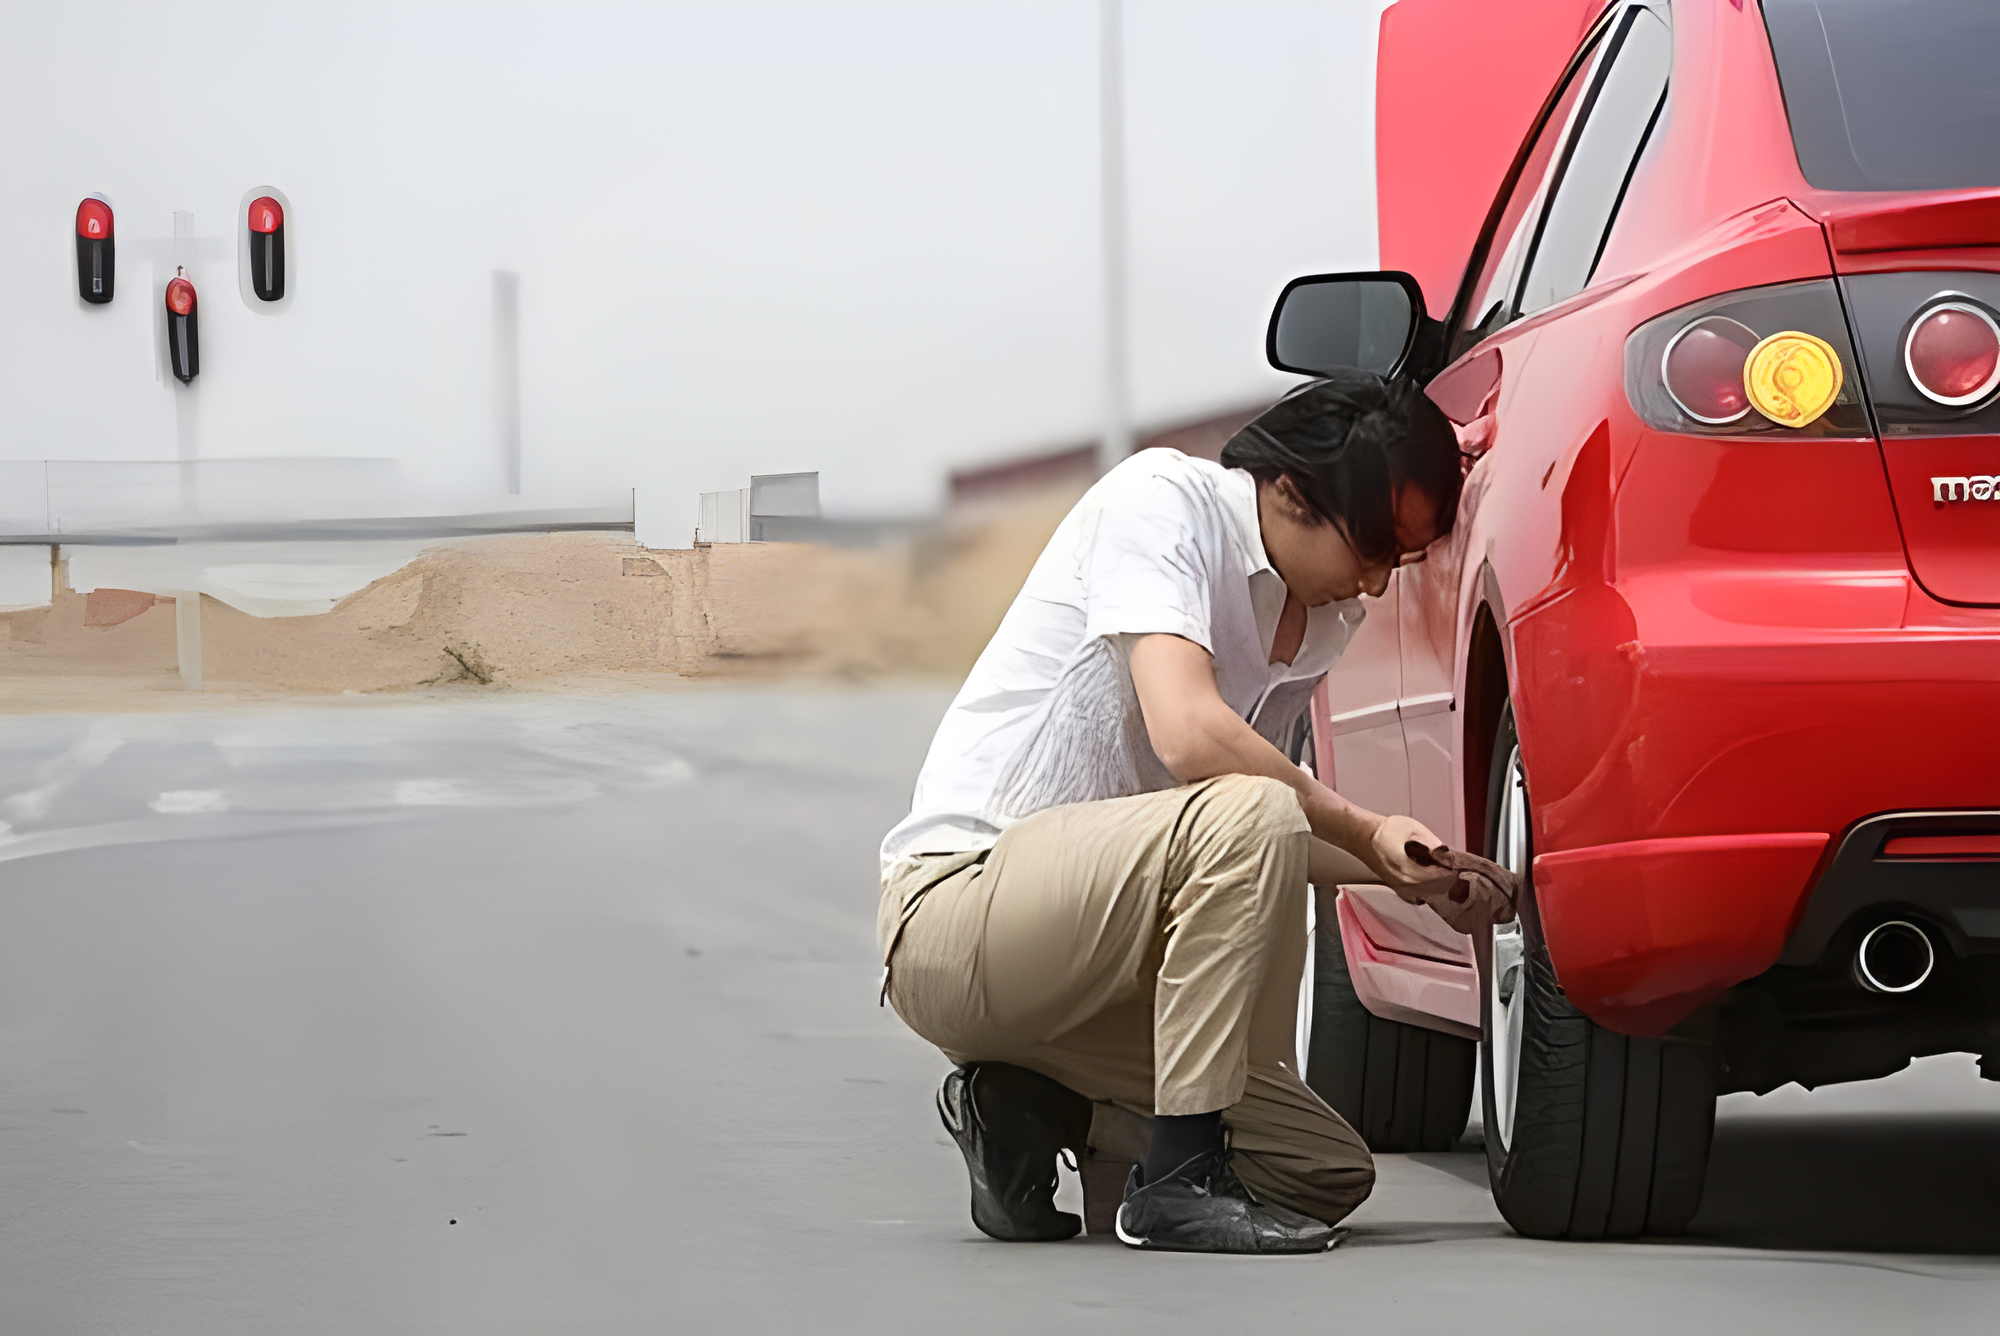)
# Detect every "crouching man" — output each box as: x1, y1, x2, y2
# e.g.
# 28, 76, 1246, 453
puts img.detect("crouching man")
879, 372, 1470, 1254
